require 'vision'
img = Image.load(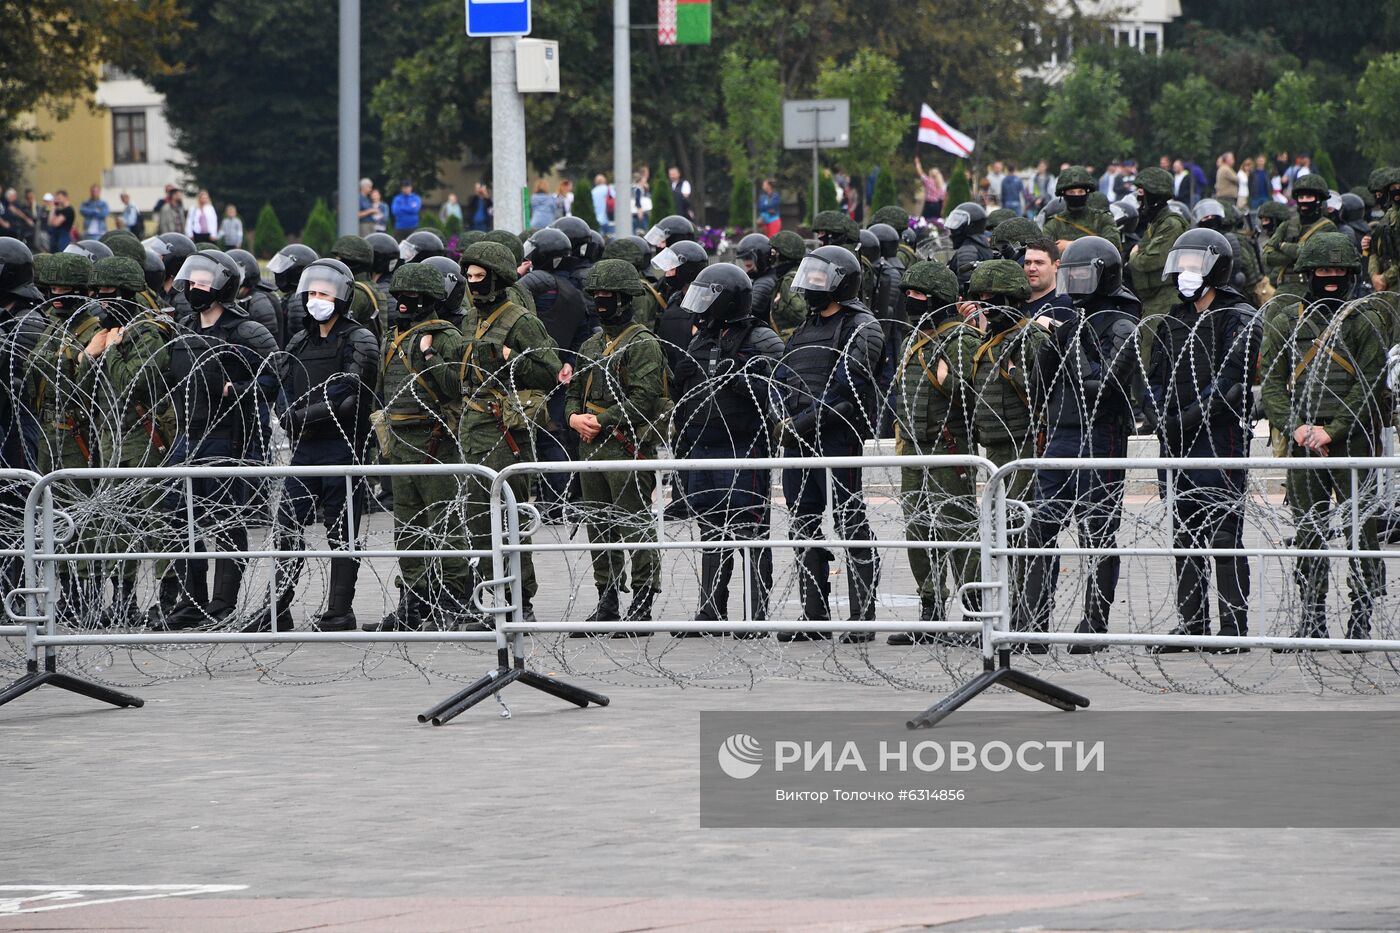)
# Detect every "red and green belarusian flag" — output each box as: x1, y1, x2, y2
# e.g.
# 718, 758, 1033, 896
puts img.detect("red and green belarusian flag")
658, 0, 711, 45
